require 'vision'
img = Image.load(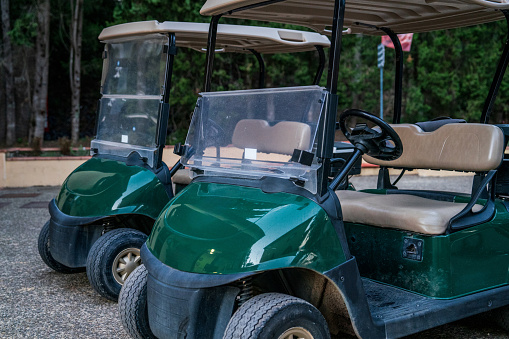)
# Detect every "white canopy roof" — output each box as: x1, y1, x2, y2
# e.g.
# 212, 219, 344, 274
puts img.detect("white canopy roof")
98, 20, 330, 53
200, 0, 509, 35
